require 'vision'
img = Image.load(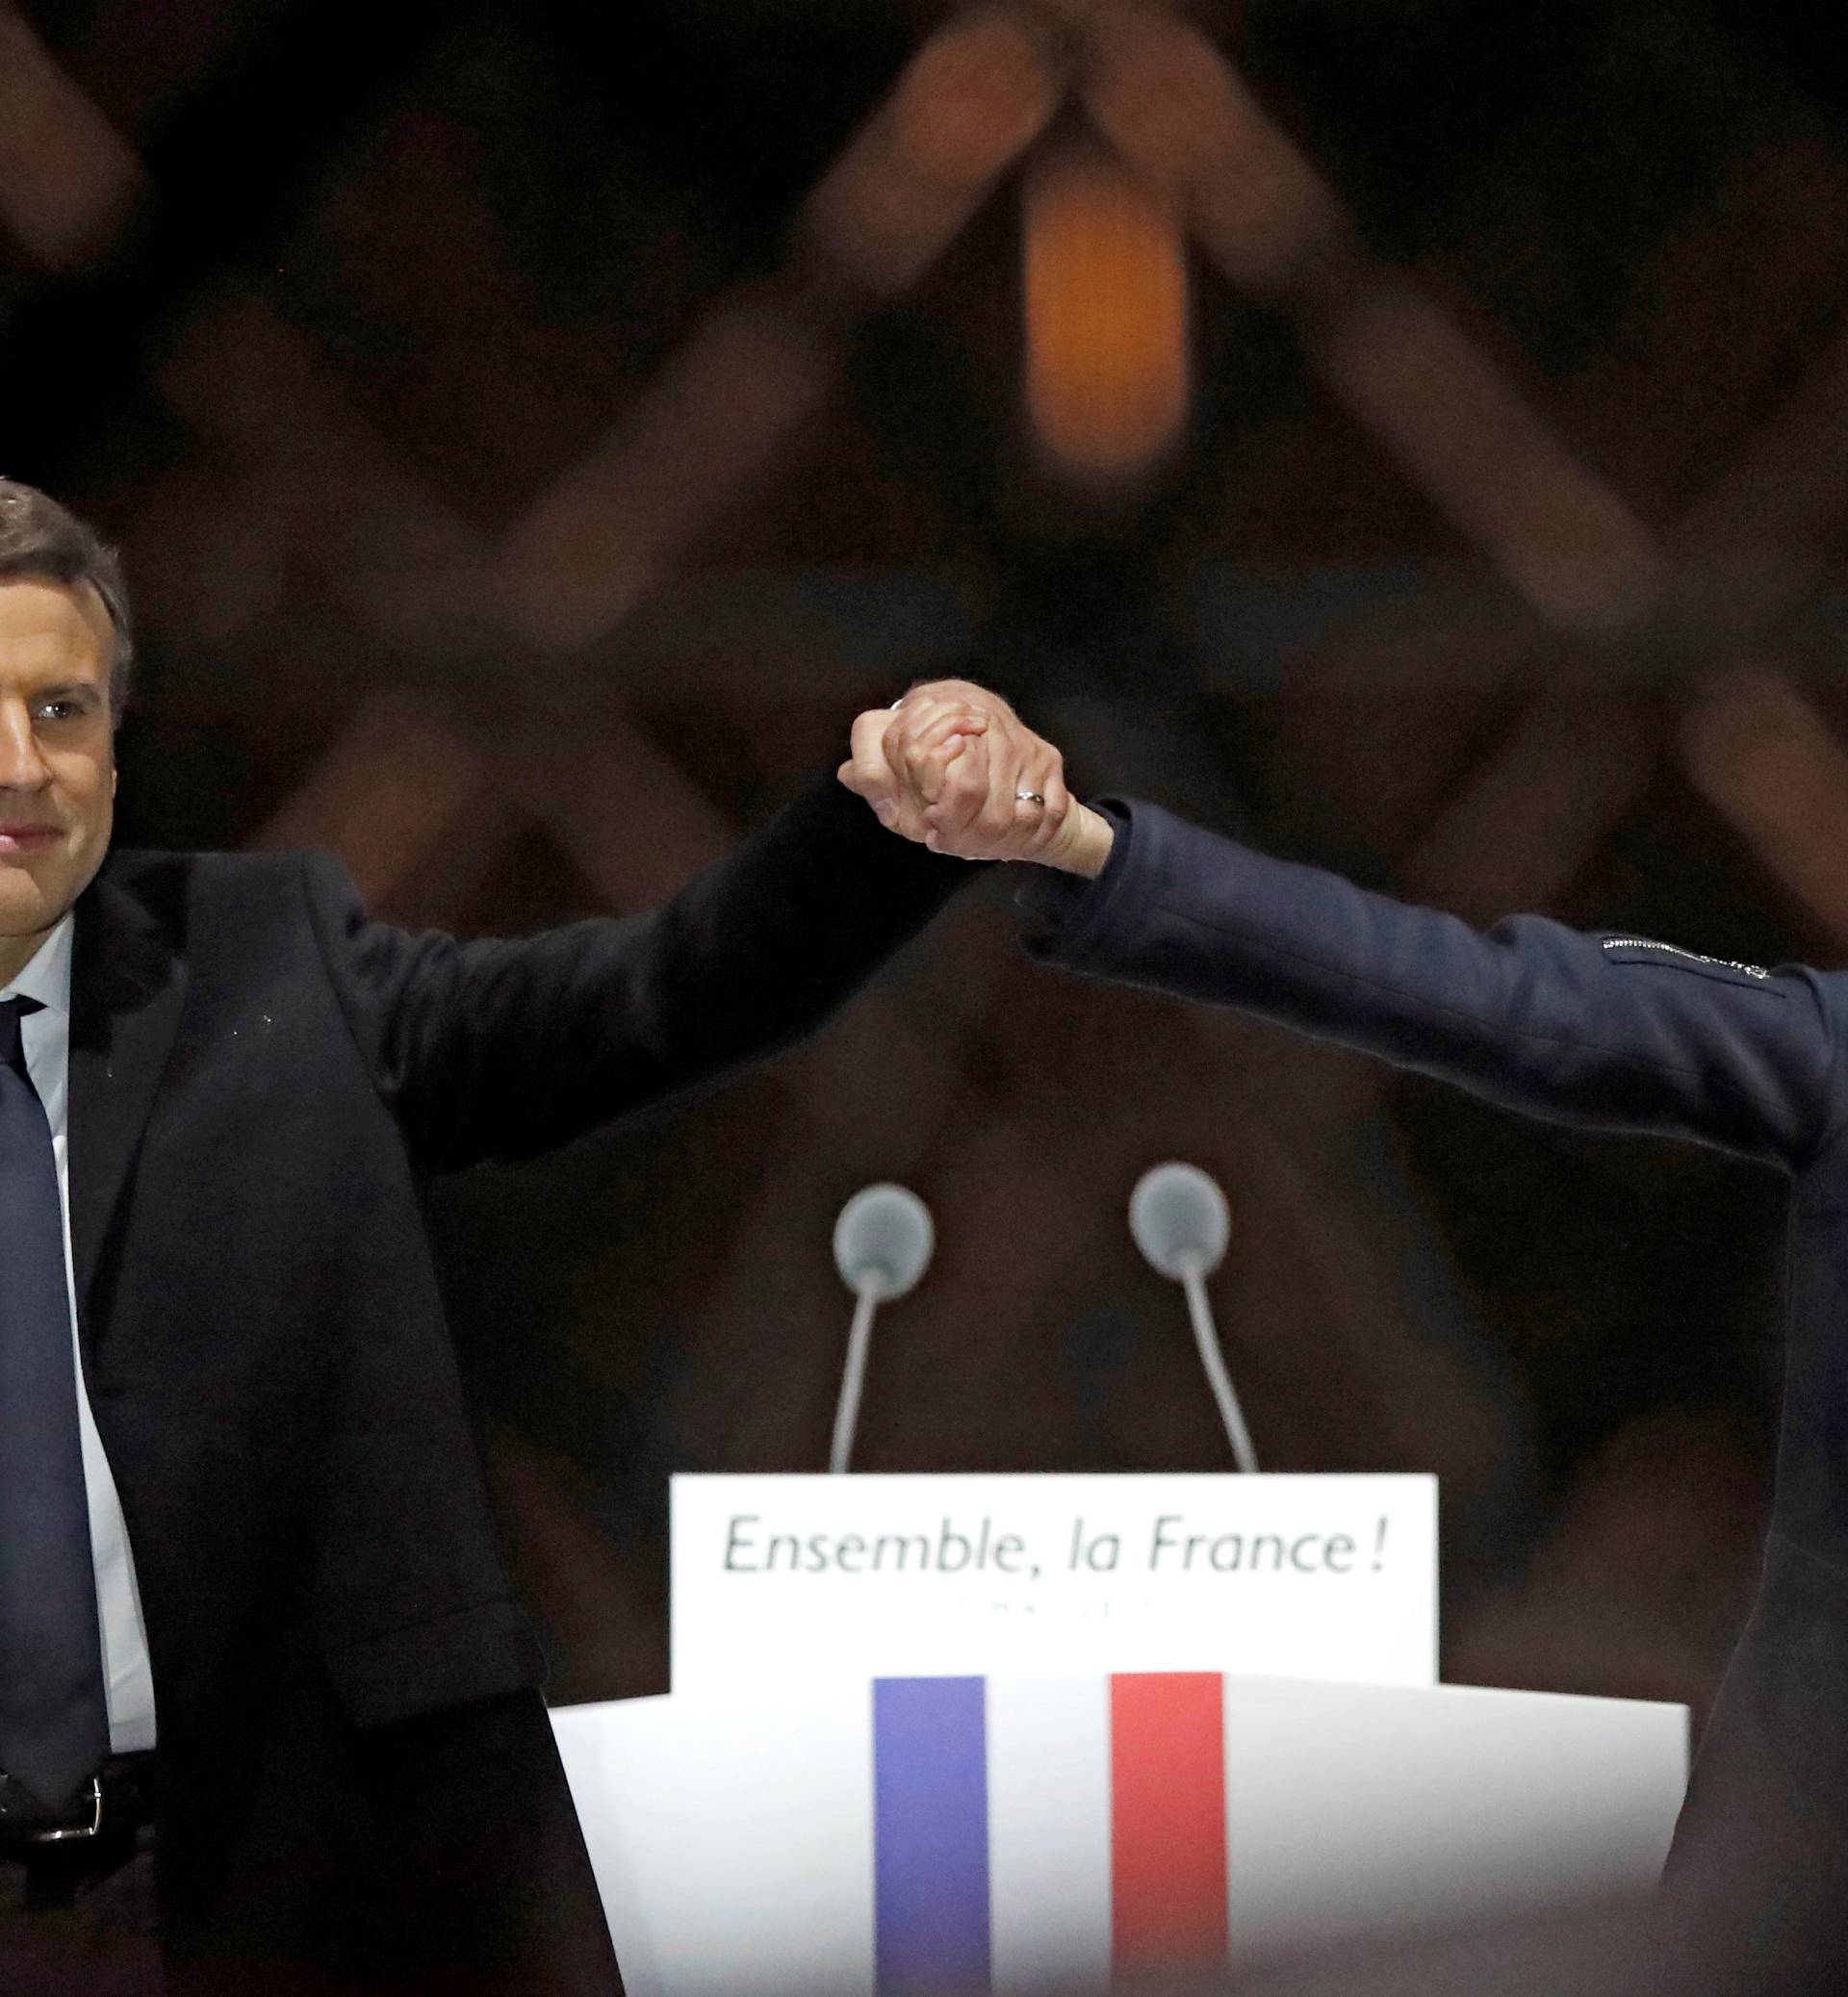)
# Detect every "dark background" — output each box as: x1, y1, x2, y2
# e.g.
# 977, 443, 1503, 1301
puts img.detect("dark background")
5, 0, 1843, 1720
